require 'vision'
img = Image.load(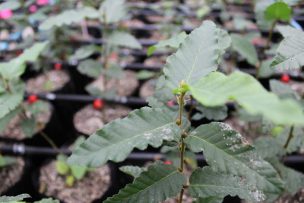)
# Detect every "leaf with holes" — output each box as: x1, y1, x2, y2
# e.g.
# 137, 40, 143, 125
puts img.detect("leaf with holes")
104, 163, 185, 203
163, 20, 230, 90
189, 71, 304, 125
189, 166, 264, 202
68, 107, 180, 167
185, 122, 284, 201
